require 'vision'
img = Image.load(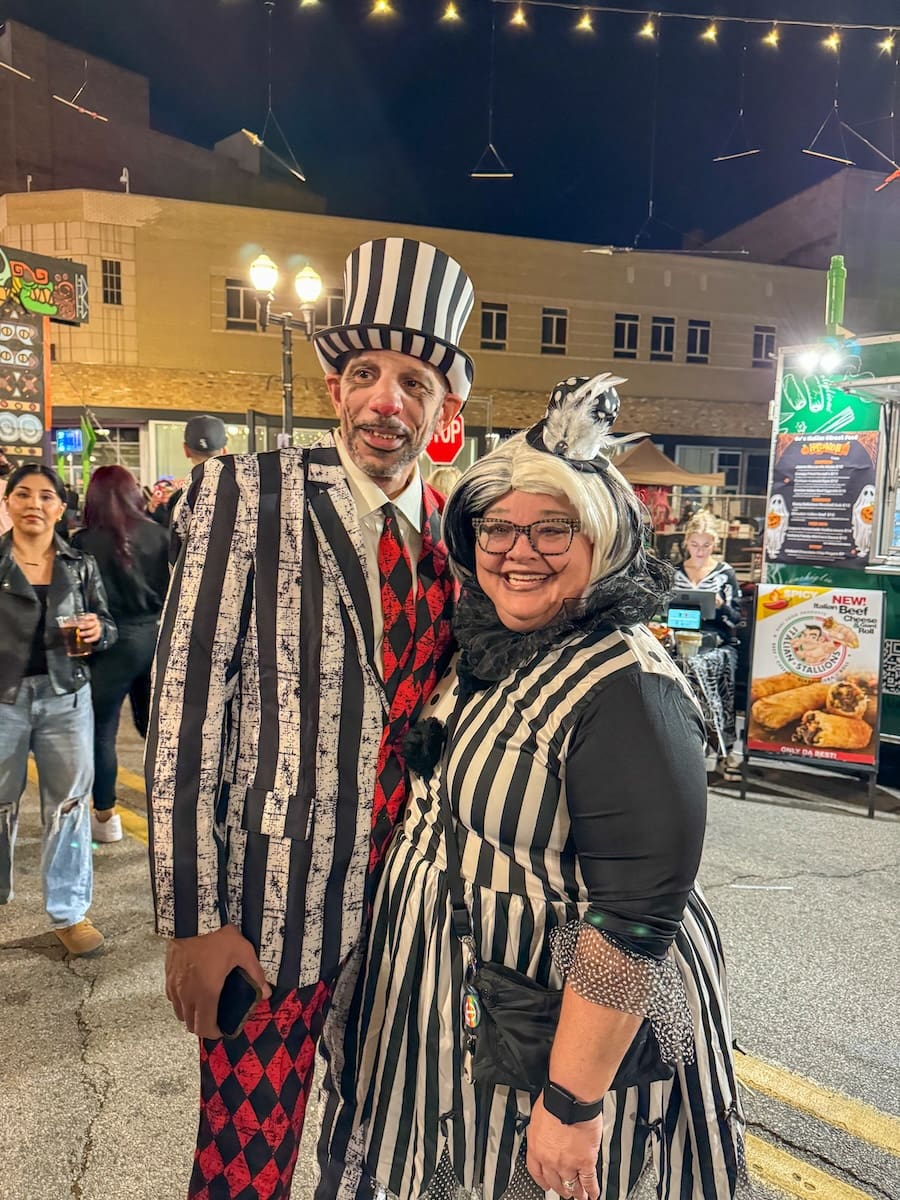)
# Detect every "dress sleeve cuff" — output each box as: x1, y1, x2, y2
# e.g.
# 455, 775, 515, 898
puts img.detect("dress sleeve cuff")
549, 919, 694, 1066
